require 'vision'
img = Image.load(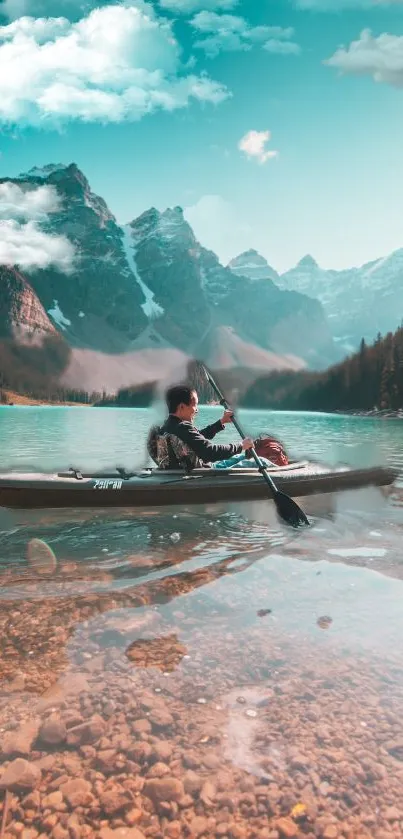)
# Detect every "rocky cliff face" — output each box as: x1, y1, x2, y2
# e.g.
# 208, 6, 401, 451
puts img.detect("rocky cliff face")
0, 265, 56, 342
